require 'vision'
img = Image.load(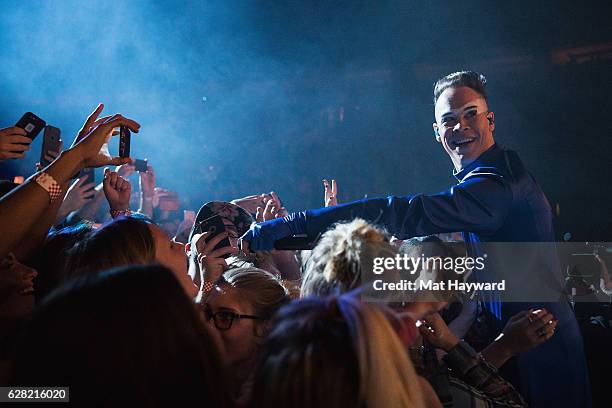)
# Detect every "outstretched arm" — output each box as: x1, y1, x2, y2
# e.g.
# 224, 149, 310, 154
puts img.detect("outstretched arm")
241, 173, 512, 251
